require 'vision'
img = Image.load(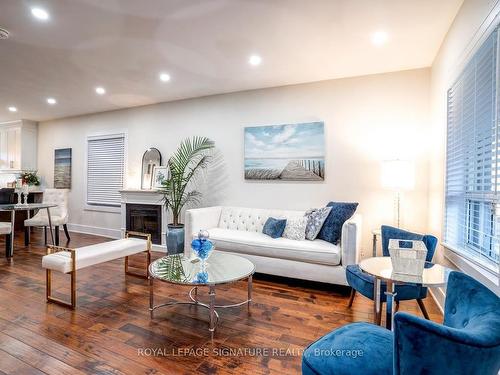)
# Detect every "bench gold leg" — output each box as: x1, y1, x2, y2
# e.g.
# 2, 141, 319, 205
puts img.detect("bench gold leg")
46, 246, 76, 309
46, 269, 76, 309
124, 249, 151, 279
46, 268, 51, 301
124, 232, 152, 279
